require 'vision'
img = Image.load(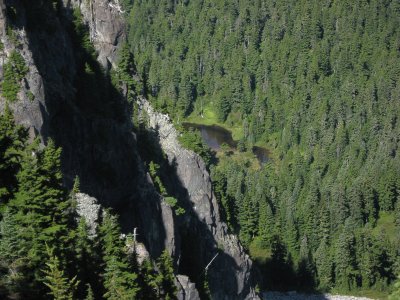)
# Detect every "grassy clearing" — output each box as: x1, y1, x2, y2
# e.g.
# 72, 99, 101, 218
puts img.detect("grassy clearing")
249, 238, 272, 264
217, 149, 261, 170
372, 212, 397, 243
185, 100, 244, 141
